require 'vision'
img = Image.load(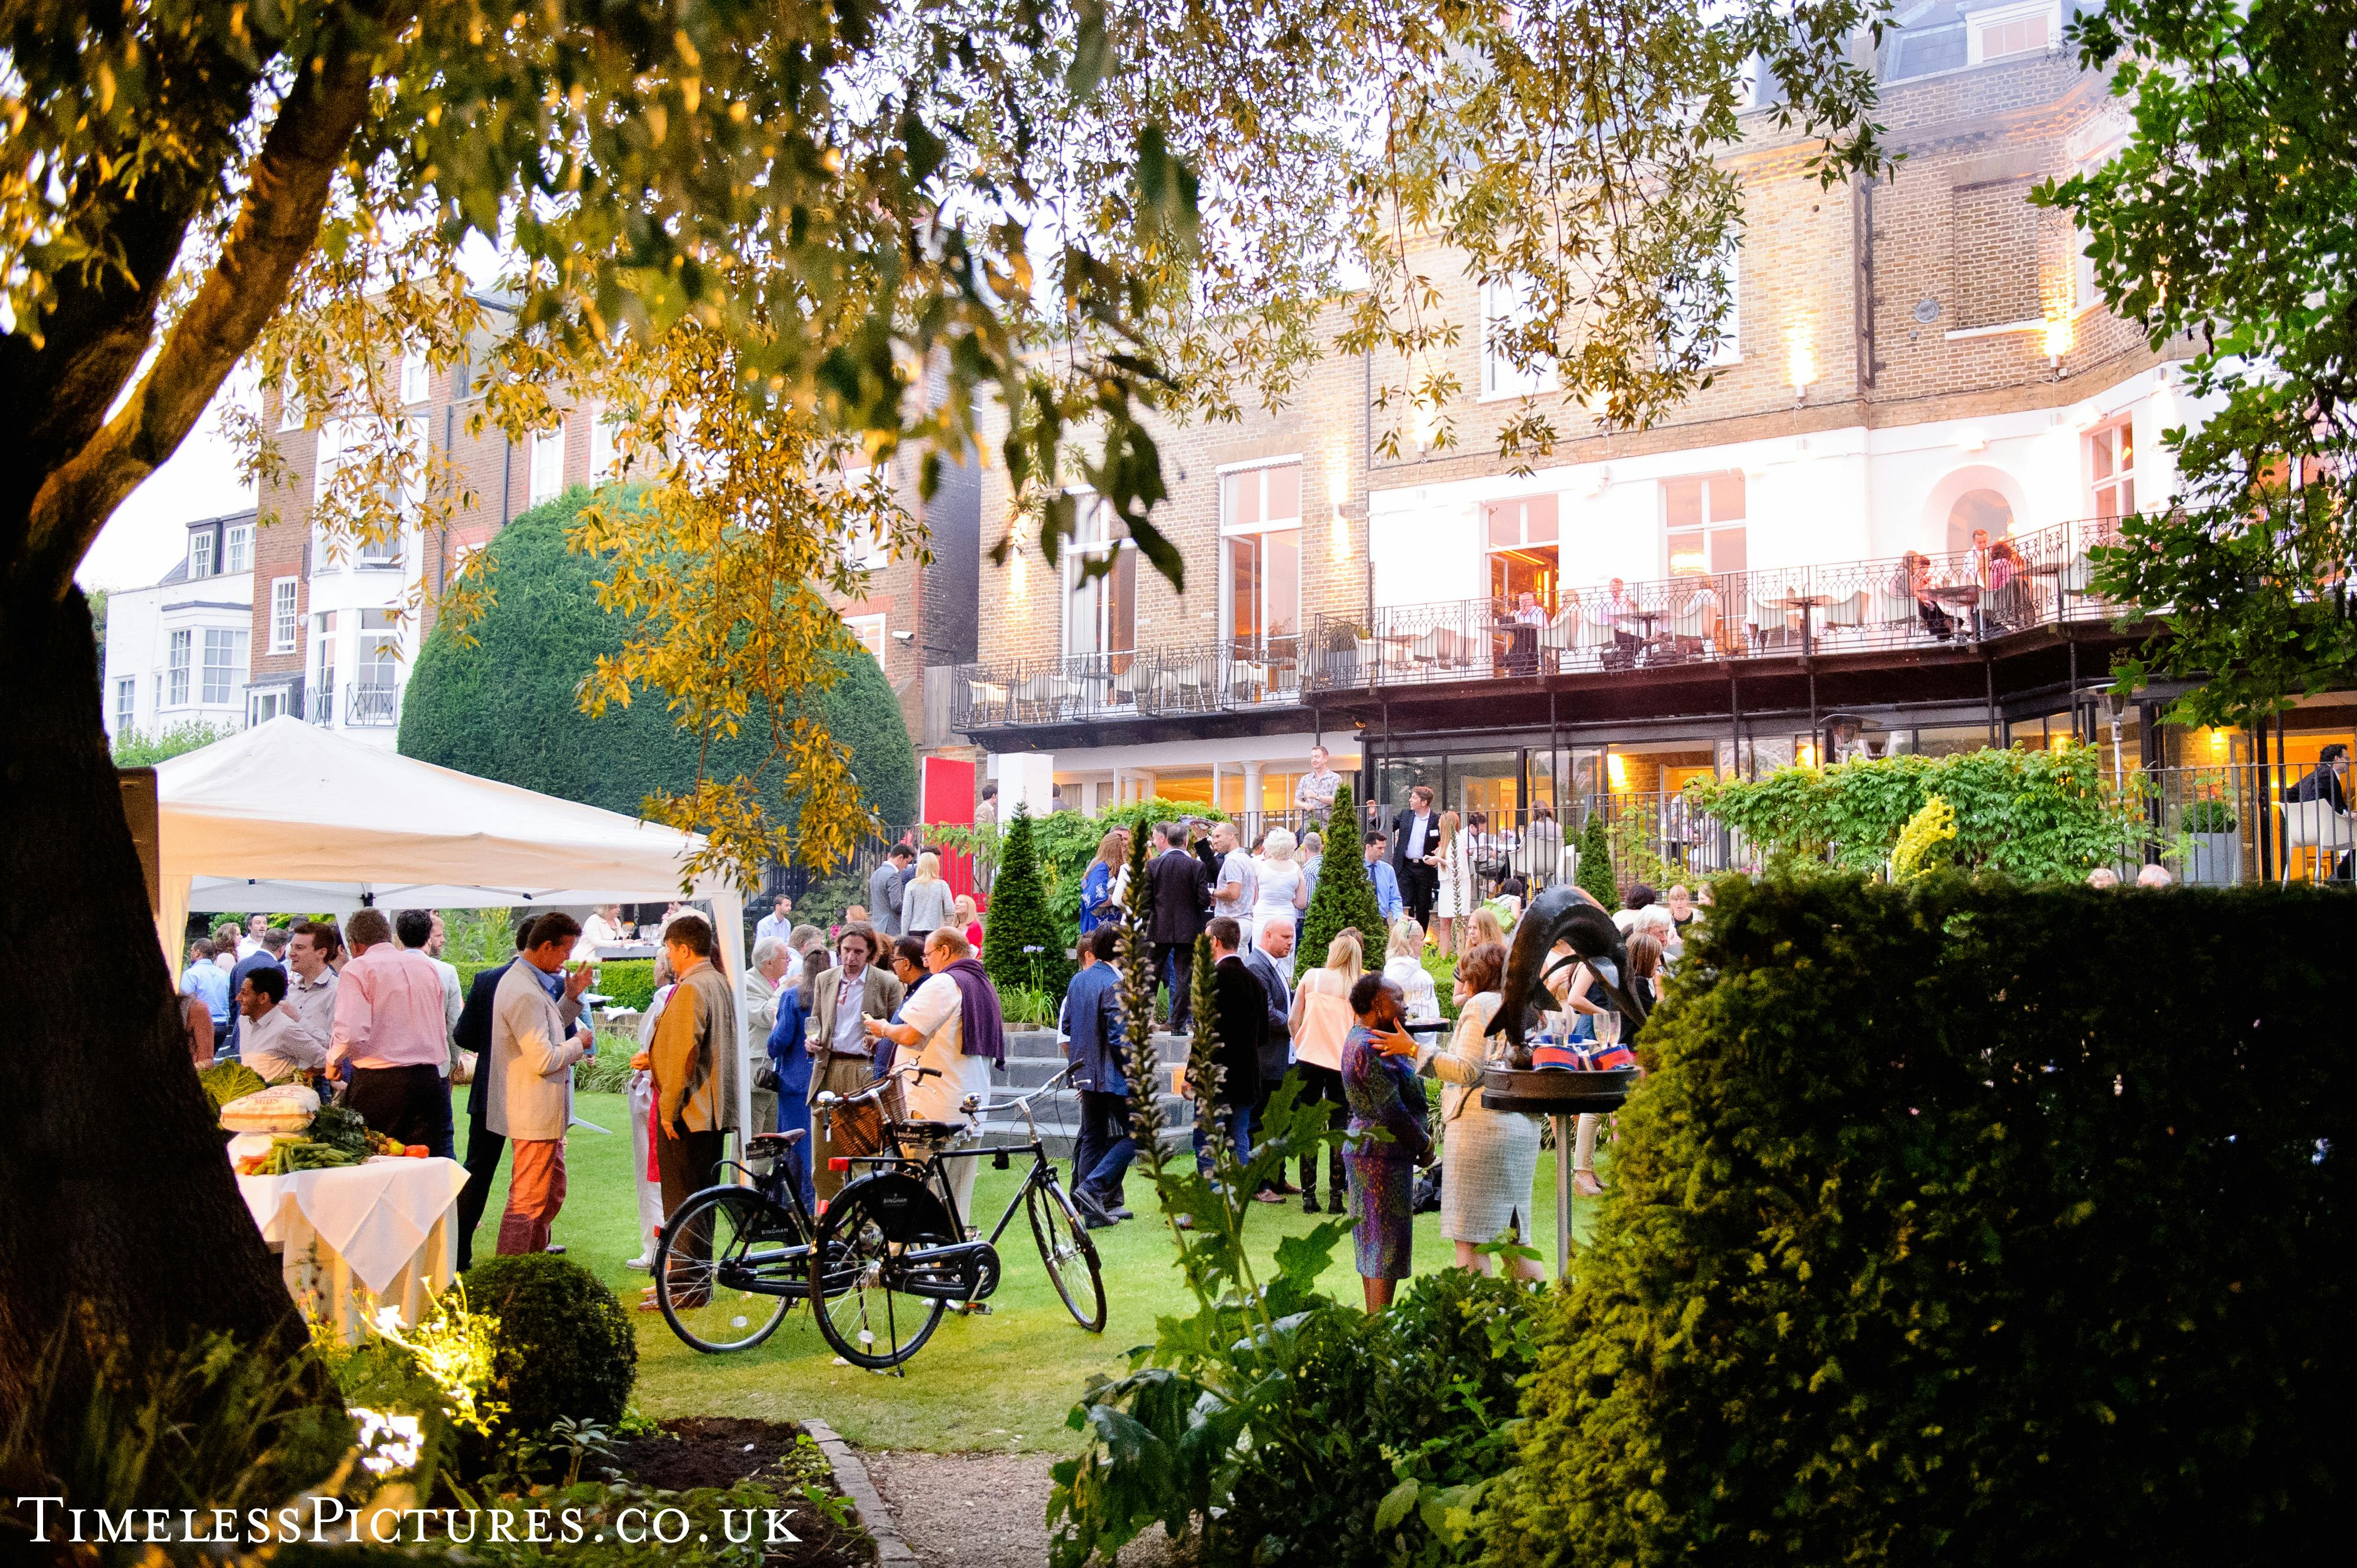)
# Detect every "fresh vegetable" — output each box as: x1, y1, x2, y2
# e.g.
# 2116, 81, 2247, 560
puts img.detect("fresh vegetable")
404, 1145, 428, 1158
259, 1137, 364, 1175
366, 1130, 407, 1157
308, 1103, 373, 1157
198, 1062, 267, 1113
